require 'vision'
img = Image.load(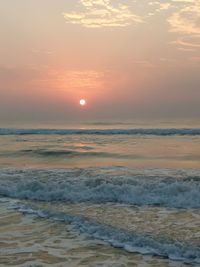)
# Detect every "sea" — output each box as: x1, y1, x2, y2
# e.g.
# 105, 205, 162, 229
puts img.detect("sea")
0, 120, 200, 267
